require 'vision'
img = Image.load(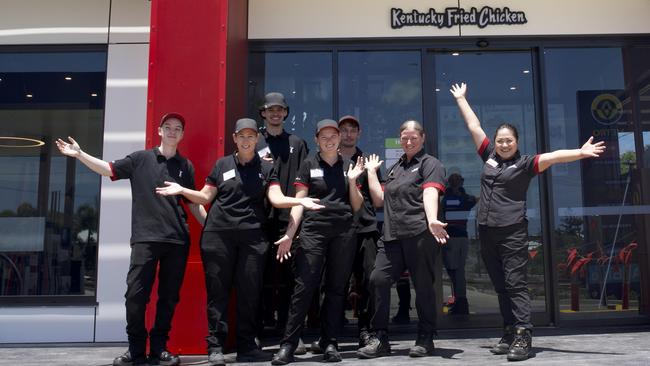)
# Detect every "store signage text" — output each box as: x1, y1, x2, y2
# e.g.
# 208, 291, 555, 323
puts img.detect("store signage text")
391, 6, 527, 29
